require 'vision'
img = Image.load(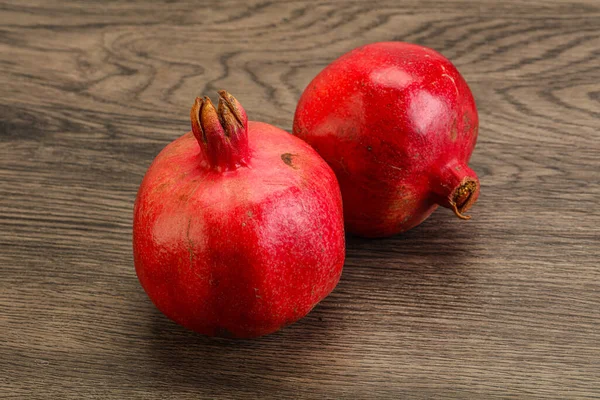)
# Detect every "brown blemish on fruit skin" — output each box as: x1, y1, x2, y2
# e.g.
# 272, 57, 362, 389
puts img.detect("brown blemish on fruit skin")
463, 113, 472, 135
186, 219, 194, 267
337, 157, 350, 175
154, 182, 169, 193
281, 153, 298, 168
450, 118, 458, 141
